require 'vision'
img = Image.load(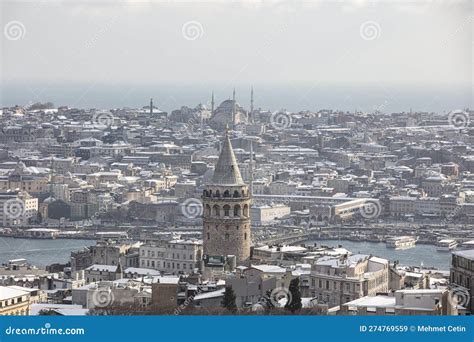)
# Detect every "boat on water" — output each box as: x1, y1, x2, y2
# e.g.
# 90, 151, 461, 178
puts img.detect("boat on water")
386, 236, 416, 249
460, 240, 474, 249
436, 239, 458, 251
